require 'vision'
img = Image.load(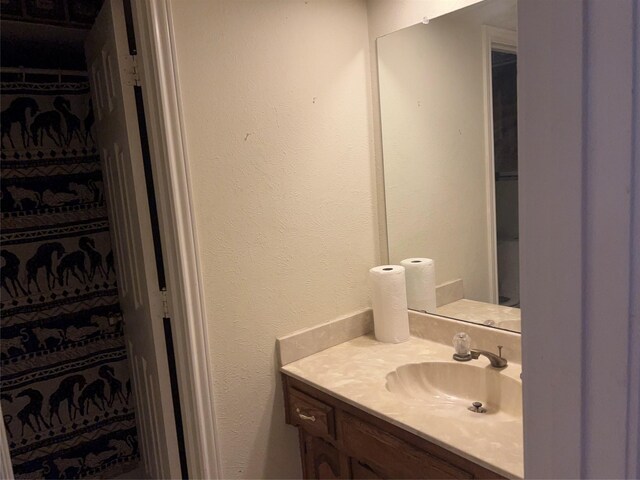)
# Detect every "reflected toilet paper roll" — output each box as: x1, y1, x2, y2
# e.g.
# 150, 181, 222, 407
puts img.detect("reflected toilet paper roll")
369, 265, 410, 343
400, 258, 436, 313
